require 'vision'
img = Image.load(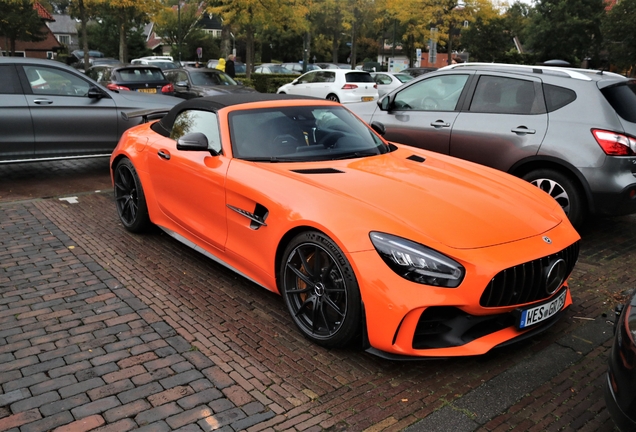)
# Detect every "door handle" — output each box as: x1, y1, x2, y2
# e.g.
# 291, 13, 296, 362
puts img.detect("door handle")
511, 126, 536, 135
430, 120, 450, 128
157, 150, 171, 160
33, 99, 53, 105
